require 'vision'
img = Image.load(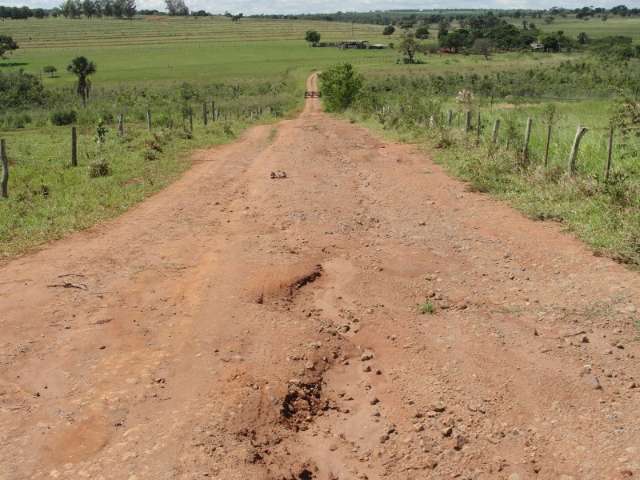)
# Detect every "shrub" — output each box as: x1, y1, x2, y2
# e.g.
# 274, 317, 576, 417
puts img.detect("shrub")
88, 158, 111, 178
0, 70, 46, 108
383, 25, 395, 35
319, 63, 363, 112
50, 109, 77, 126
